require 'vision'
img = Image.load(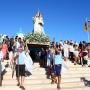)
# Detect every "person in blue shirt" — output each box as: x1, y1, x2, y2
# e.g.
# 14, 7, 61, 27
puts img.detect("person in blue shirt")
51, 45, 64, 89
14, 46, 25, 90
